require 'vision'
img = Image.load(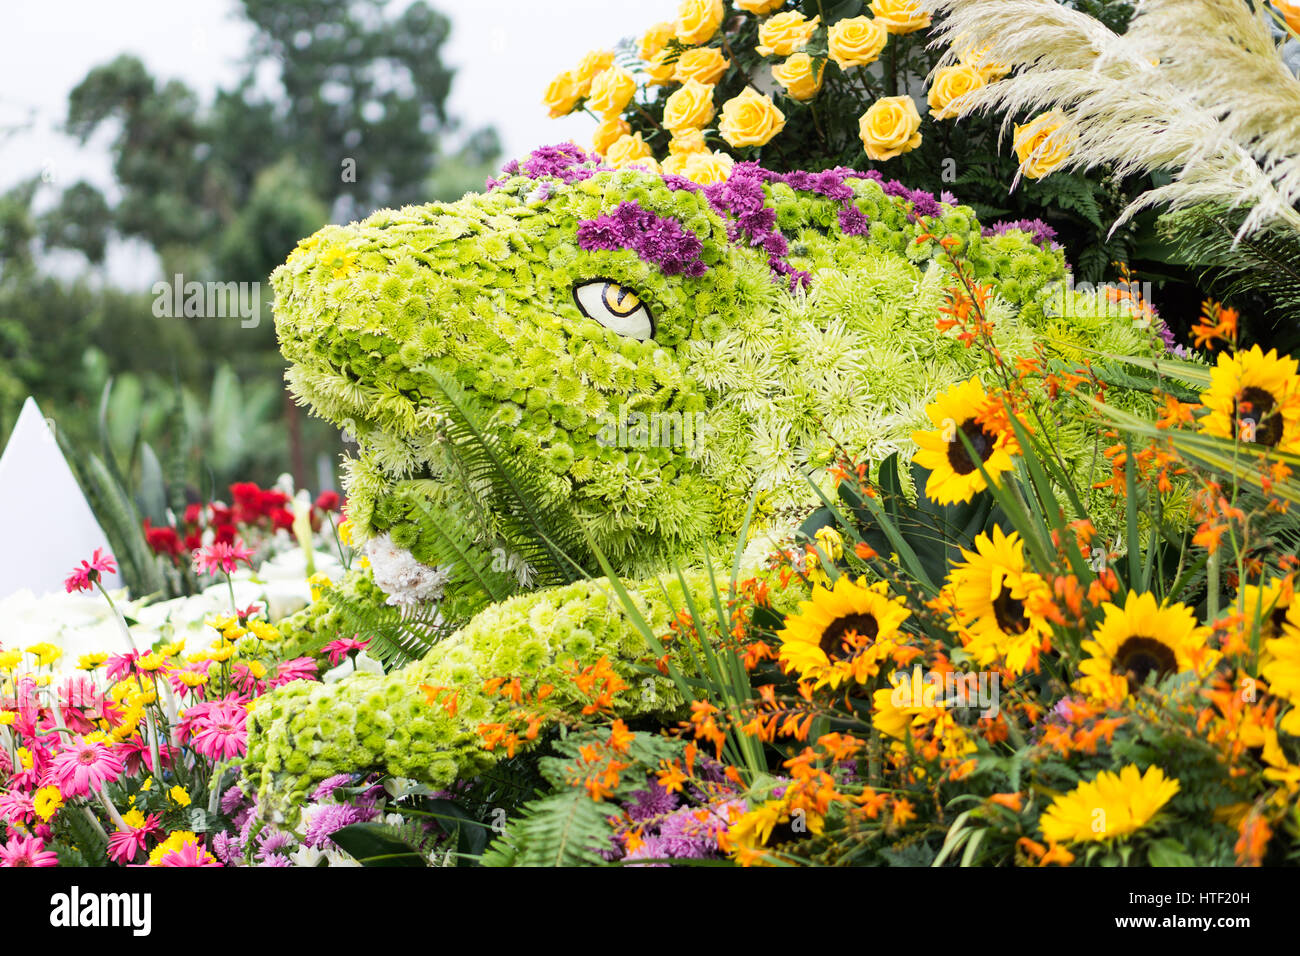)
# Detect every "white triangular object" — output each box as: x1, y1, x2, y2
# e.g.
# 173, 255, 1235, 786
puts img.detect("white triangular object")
0, 397, 123, 597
